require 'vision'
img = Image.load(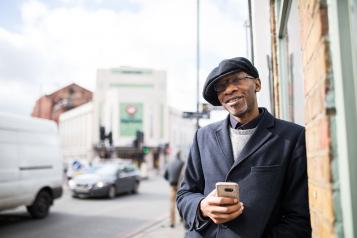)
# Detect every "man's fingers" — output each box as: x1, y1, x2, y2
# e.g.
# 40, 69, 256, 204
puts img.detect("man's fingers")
210, 204, 243, 218
209, 203, 244, 224
207, 196, 239, 206
229, 203, 244, 217
209, 202, 242, 214
201, 188, 242, 222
